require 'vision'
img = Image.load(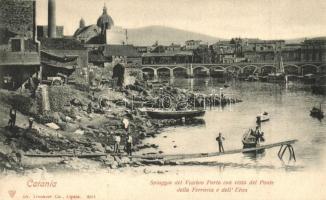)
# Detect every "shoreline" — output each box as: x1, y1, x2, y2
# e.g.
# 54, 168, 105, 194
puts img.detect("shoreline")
0, 80, 242, 175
